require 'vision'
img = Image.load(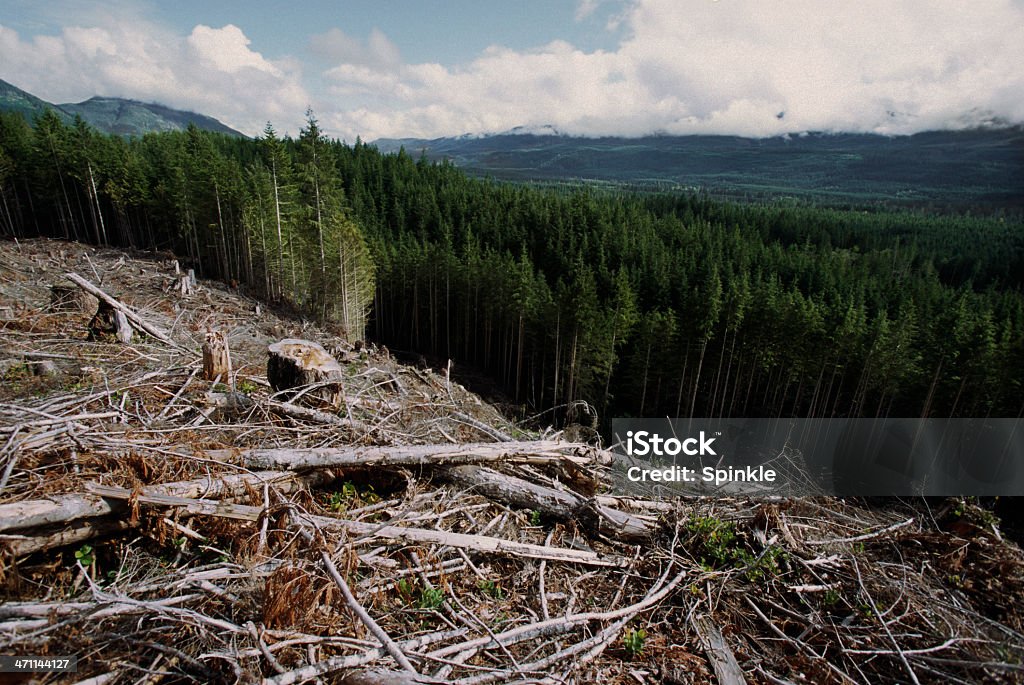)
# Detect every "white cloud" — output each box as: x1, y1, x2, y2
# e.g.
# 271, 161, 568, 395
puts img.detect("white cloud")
188, 24, 281, 76
0, 18, 309, 135
321, 0, 1024, 140
2, 0, 1022, 141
